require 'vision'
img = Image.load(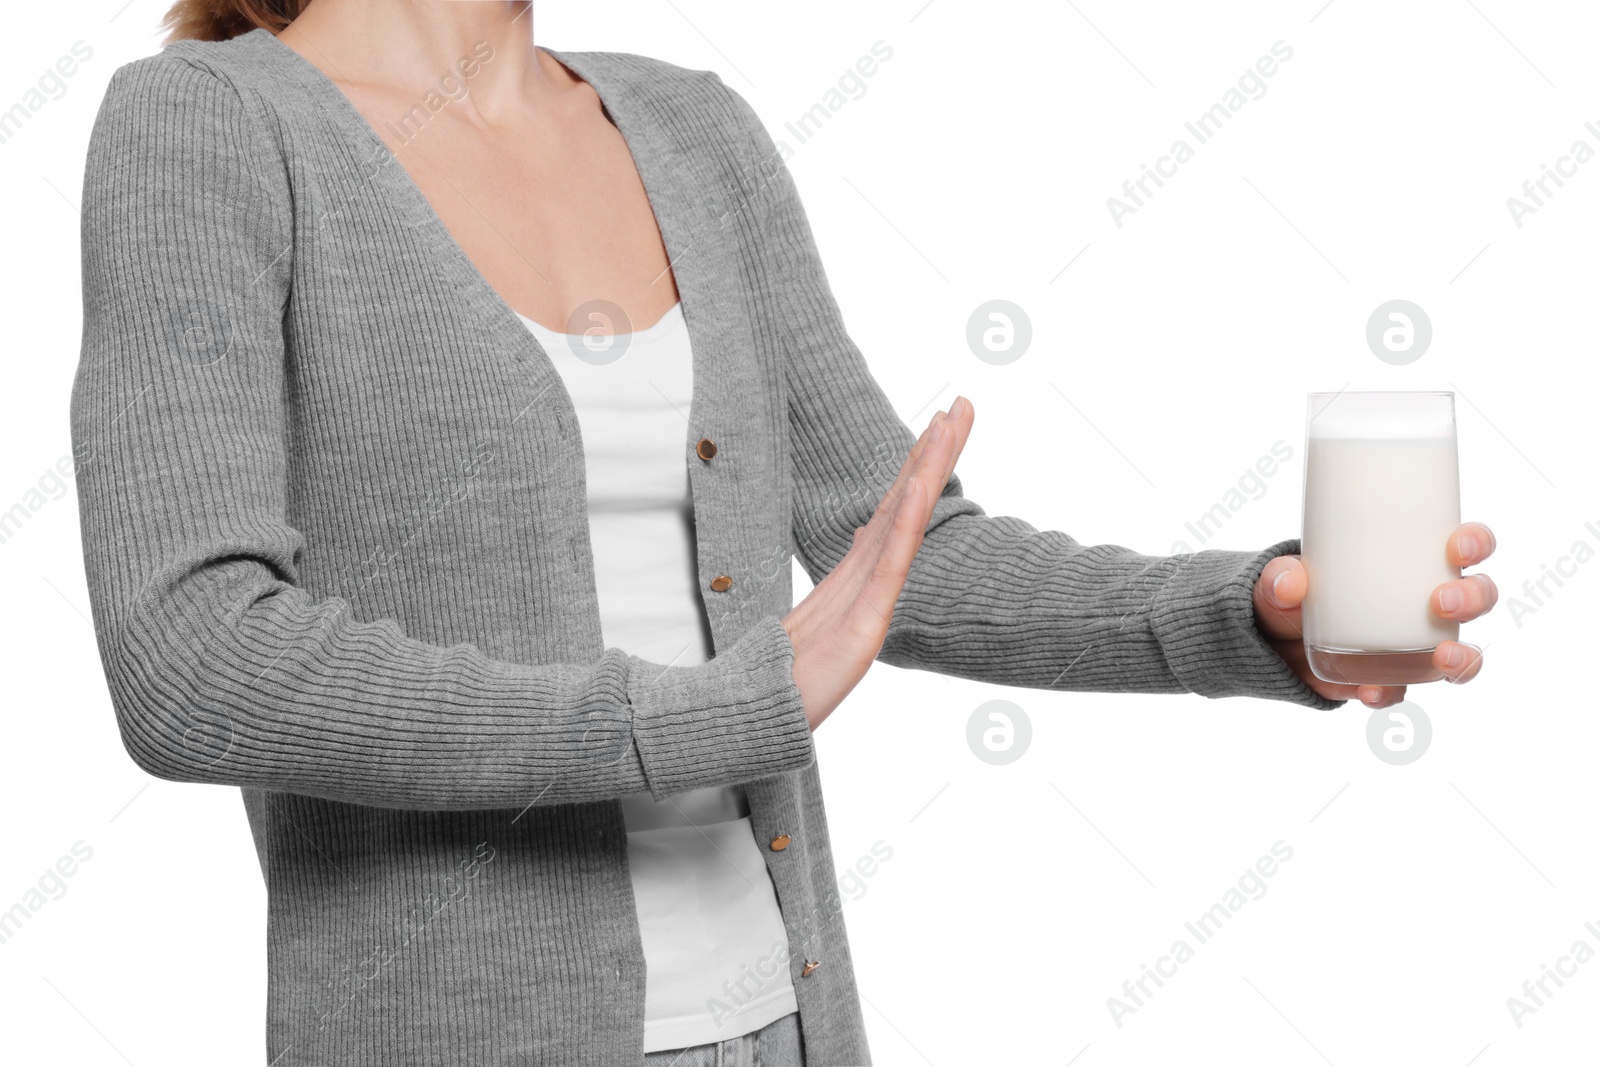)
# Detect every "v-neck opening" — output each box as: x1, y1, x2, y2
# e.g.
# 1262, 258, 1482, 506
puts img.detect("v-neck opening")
244, 27, 684, 372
